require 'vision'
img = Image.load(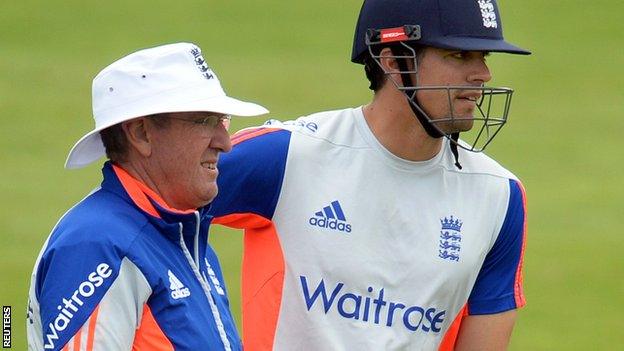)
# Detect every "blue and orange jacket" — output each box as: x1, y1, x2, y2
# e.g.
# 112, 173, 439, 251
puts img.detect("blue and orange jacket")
27, 162, 241, 351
